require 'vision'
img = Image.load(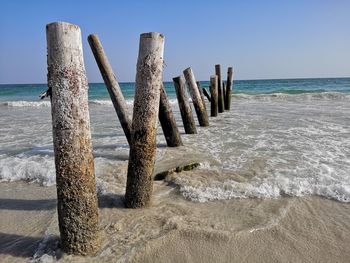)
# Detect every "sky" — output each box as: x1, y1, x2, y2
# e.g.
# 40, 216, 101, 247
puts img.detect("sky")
0, 0, 349, 84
